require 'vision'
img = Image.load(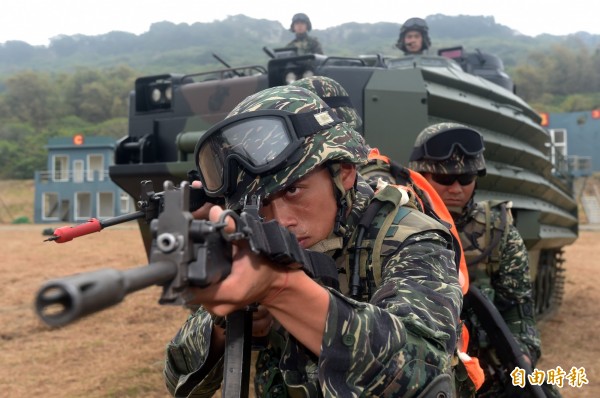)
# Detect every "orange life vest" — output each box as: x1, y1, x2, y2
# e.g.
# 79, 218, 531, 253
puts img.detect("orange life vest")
367, 148, 484, 390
